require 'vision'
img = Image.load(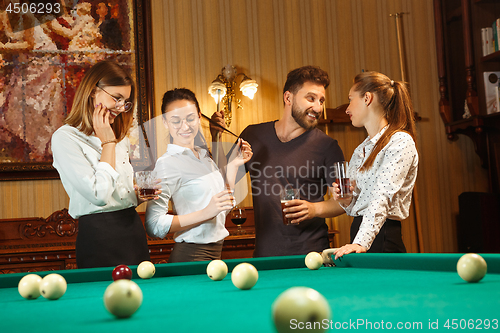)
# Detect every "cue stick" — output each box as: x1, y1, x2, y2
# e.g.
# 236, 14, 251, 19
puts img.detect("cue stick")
391, 12, 407, 82
391, 12, 424, 252
200, 112, 239, 190
201, 113, 239, 138
214, 90, 221, 178
139, 121, 156, 171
